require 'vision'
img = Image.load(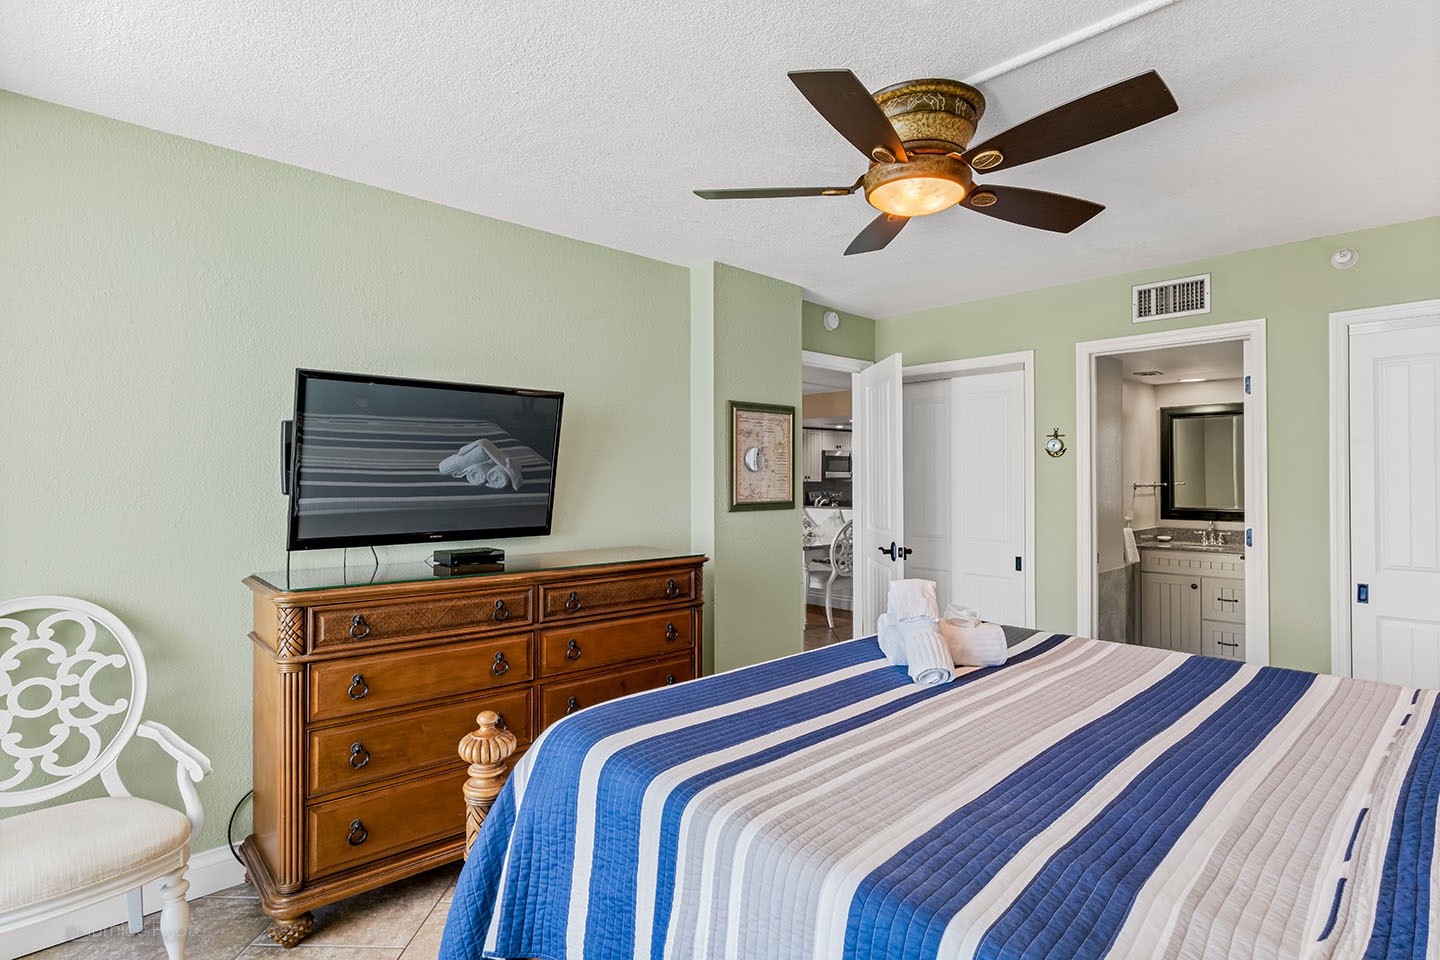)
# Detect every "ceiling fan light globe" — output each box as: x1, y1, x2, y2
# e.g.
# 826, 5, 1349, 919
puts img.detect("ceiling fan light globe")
867, 177, 966, 217
862, 154, 973, 218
